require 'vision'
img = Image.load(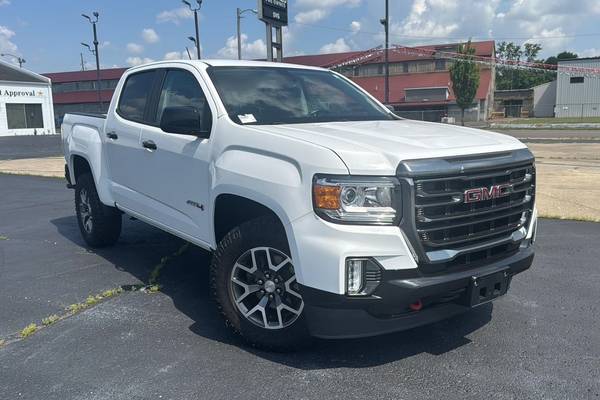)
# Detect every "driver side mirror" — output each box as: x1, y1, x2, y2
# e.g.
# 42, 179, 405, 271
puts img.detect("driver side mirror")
160, 105, 212, 137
